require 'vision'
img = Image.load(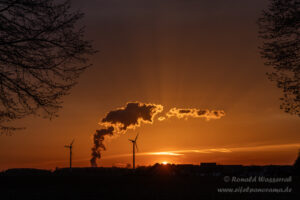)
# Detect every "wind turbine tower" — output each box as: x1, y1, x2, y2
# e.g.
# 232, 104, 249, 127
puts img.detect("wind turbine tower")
129, 133, 139, 169
64, 139, 74, 170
